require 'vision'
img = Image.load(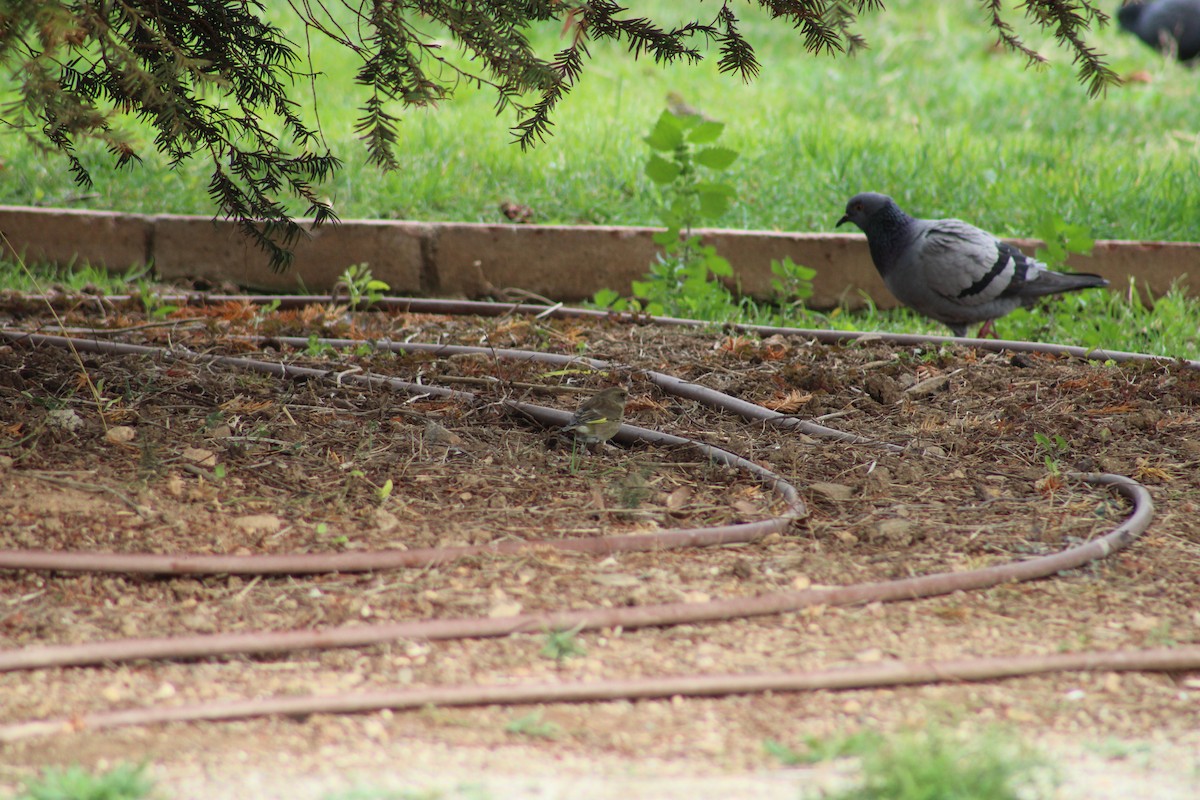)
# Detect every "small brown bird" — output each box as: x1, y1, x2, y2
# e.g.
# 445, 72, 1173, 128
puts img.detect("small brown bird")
500, 200, 534, 223
562, 387, 628, 446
